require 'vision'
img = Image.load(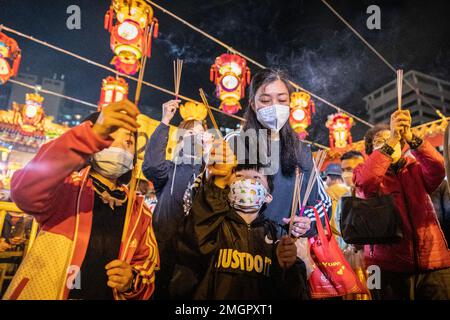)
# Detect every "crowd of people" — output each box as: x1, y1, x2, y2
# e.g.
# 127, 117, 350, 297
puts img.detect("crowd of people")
1, 69, 449, 300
